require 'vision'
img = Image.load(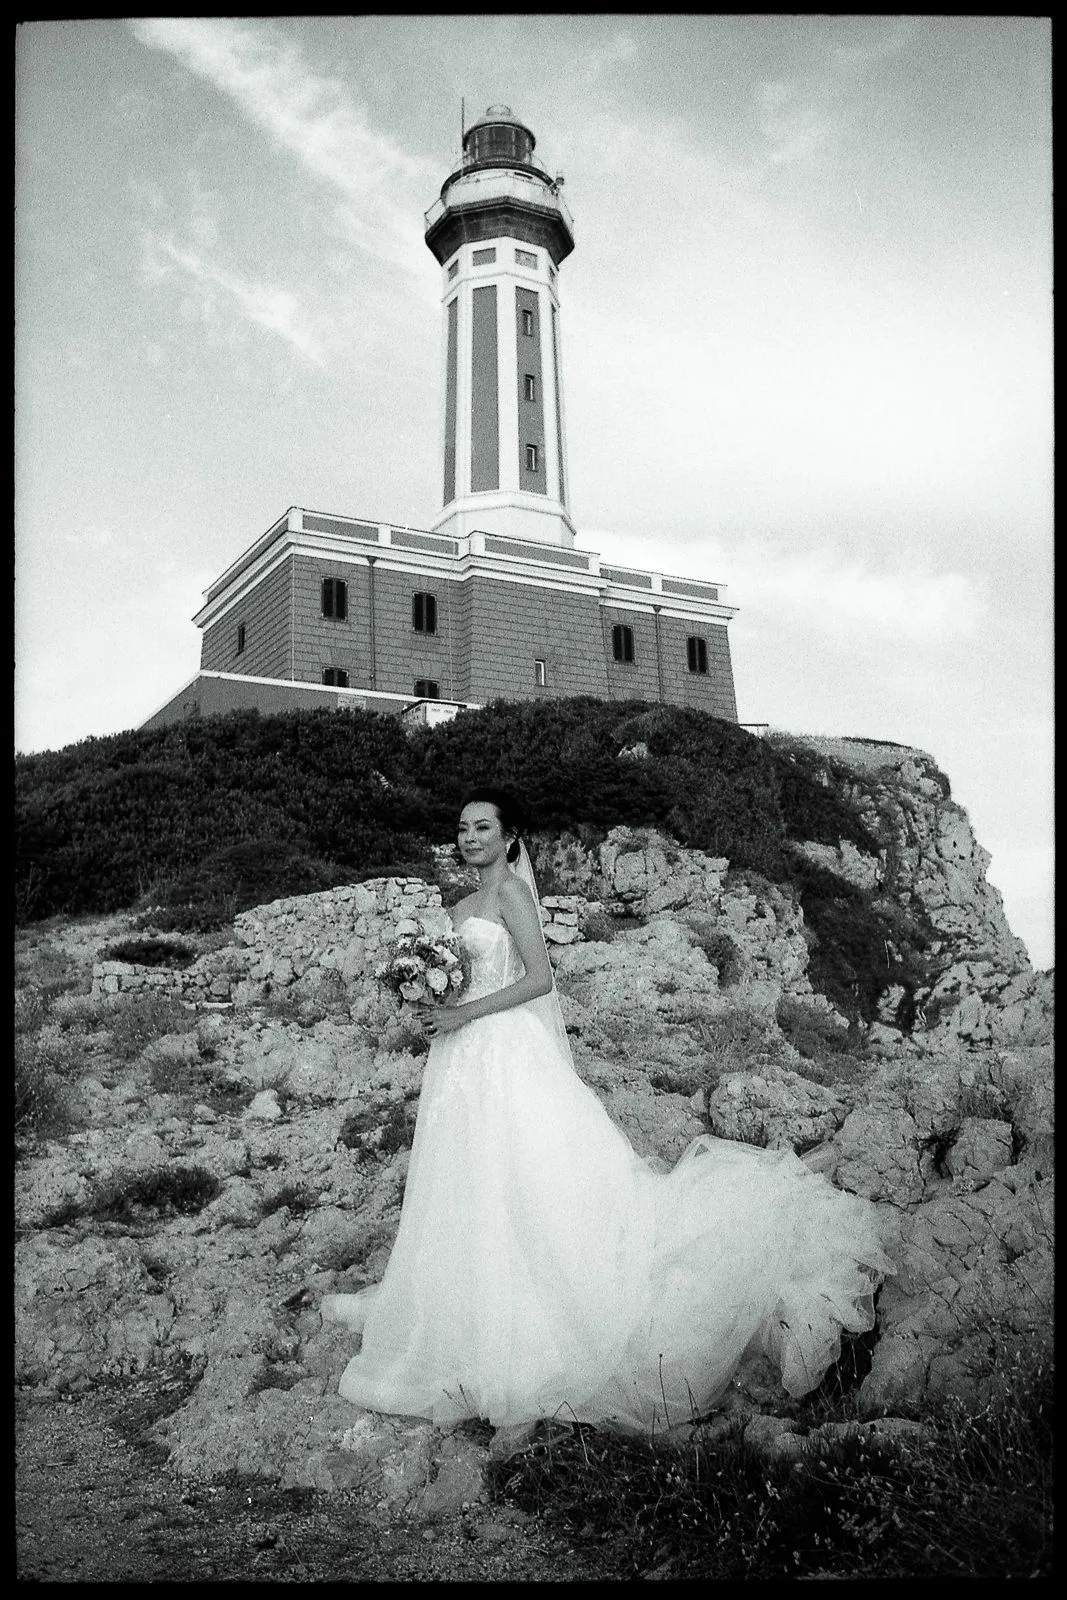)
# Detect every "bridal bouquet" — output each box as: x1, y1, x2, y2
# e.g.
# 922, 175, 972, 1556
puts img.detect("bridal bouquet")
375, 930, 470, 1006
